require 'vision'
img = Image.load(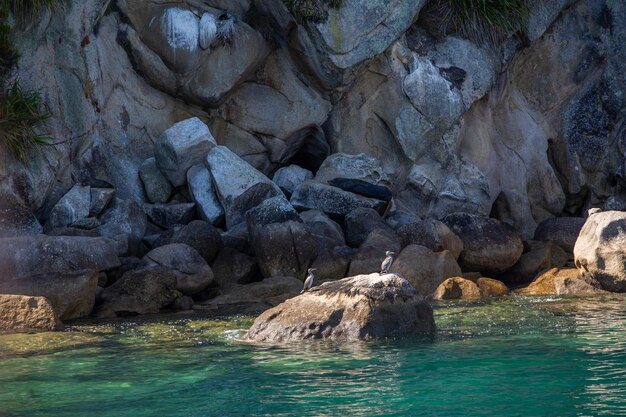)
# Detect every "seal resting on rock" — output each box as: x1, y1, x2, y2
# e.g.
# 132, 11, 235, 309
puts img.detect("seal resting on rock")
246, 273, 434, 342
